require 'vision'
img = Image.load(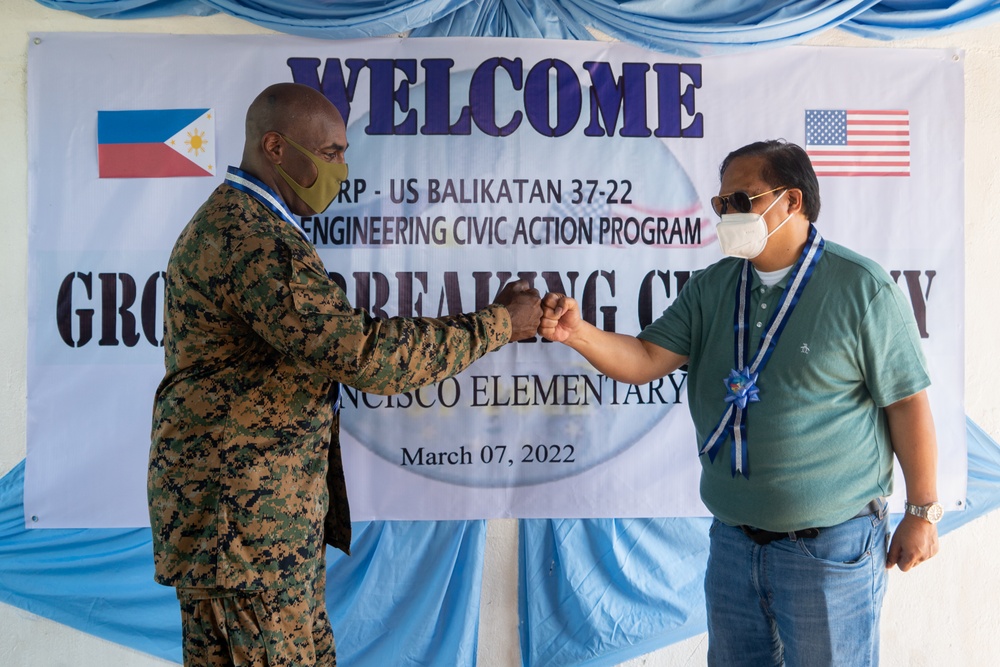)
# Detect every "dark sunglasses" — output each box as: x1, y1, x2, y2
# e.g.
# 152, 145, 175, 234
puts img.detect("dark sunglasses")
711, 186, 787, 216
